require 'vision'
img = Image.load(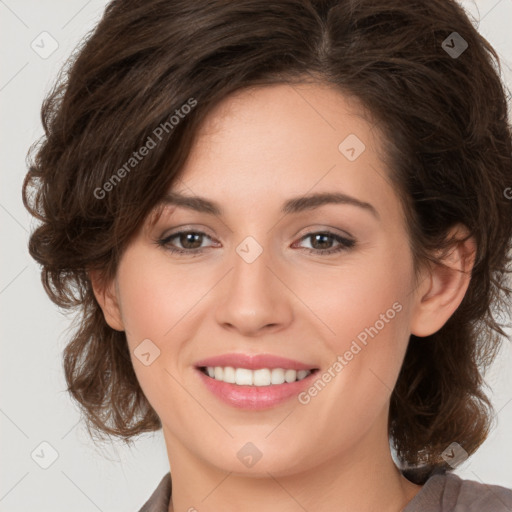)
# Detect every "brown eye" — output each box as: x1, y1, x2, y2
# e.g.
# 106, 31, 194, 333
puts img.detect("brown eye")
156, 230, 216, 256
295, 231, 356, 255
155, 229, 356, 257
176, 232, 204, 250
